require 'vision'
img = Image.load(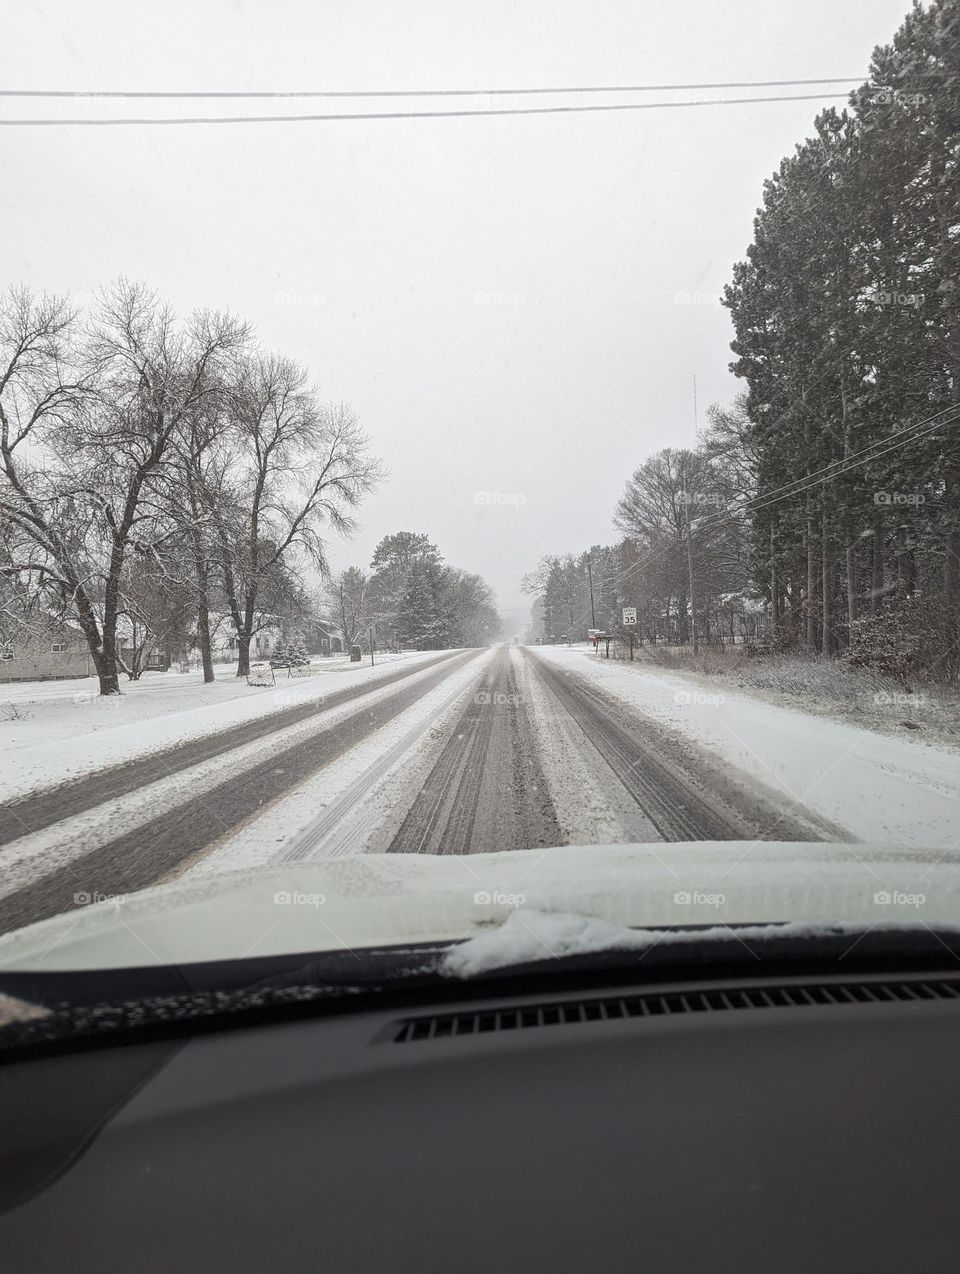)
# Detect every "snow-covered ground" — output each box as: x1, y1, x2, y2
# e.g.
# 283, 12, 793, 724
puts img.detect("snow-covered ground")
0, 652, 438, 801
532, 645, 960, 850
6, 641, 960, 944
